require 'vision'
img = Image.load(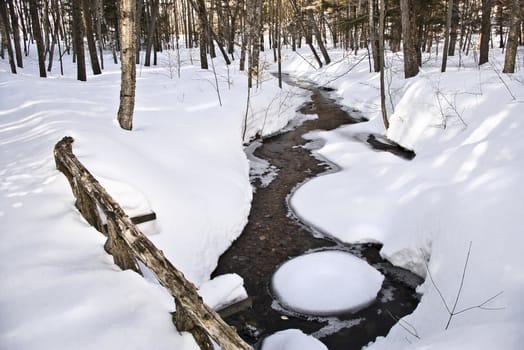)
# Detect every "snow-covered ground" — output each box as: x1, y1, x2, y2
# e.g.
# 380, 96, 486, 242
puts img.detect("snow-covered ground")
285, 48, 524, 349
0, 50, 305, 349
1, 42, 524, 350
